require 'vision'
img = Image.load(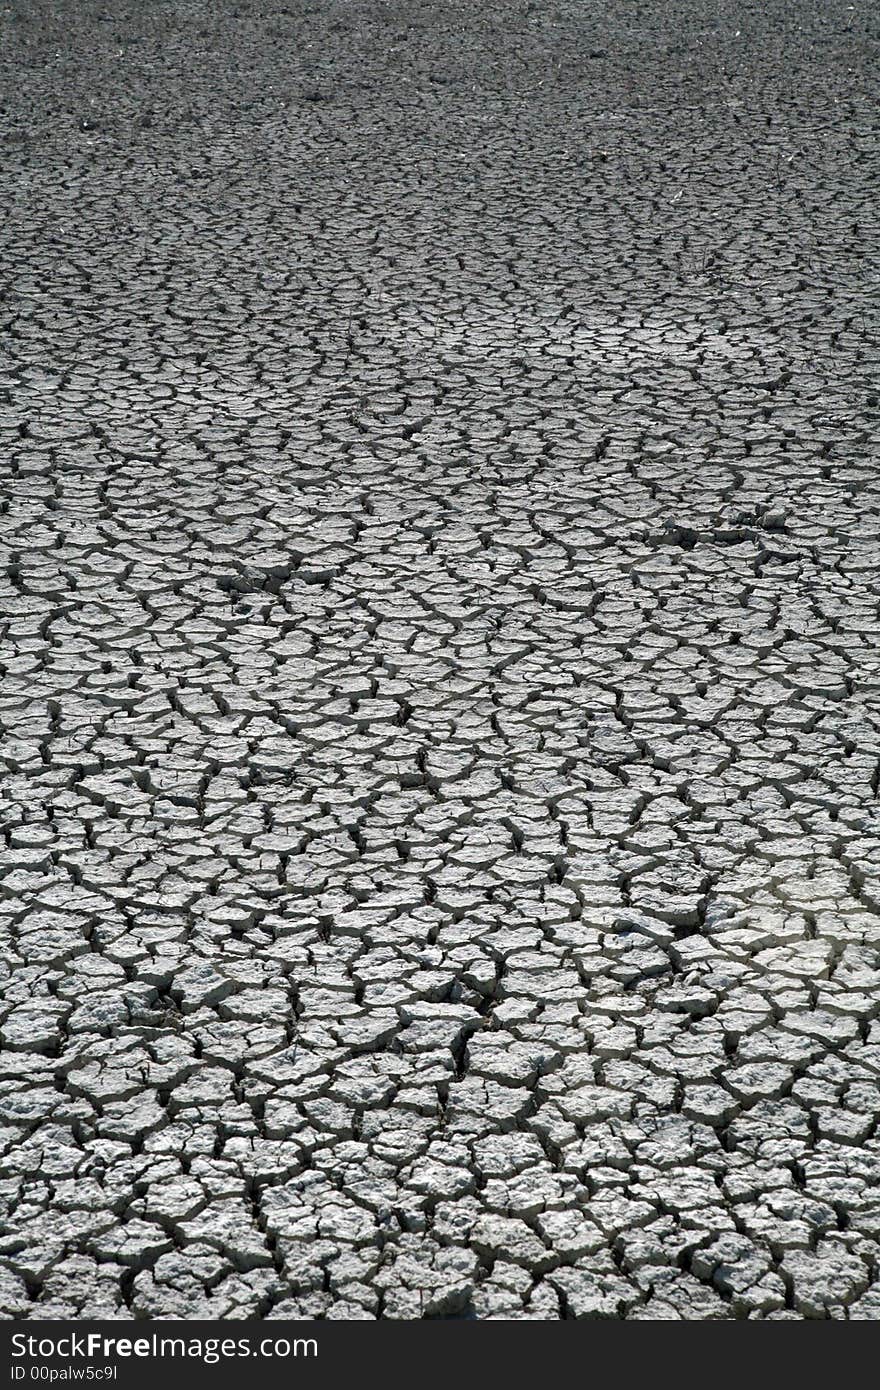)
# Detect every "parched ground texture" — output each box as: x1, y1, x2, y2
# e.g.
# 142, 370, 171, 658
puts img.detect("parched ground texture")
1, 0, 879, 1321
